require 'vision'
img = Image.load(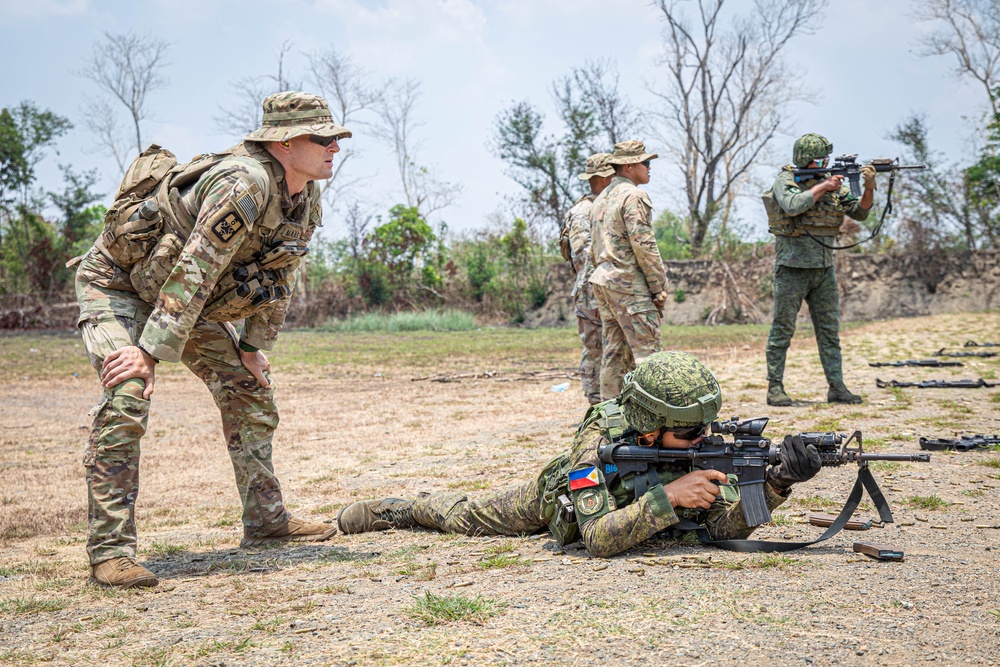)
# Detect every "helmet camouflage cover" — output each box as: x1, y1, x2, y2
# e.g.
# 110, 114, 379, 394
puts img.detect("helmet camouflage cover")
619, 351, 722, 433
792, 133, 833, 168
